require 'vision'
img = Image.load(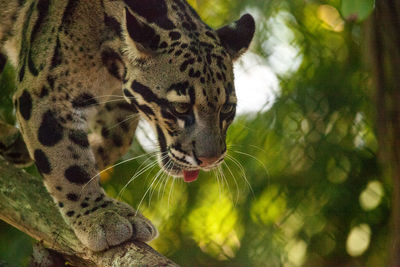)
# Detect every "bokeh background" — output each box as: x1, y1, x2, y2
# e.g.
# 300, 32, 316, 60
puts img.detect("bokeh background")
1, 0, 398, 266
